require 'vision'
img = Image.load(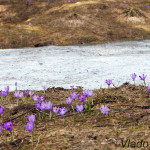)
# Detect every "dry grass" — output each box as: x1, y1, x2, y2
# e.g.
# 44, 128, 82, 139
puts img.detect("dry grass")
0, 83, 150, 149
0, 0, 150, 48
